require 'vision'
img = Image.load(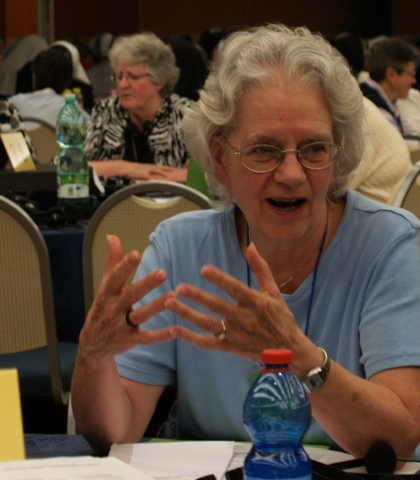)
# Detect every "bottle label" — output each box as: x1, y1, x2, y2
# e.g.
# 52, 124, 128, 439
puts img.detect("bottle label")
58, 183, 89, 199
